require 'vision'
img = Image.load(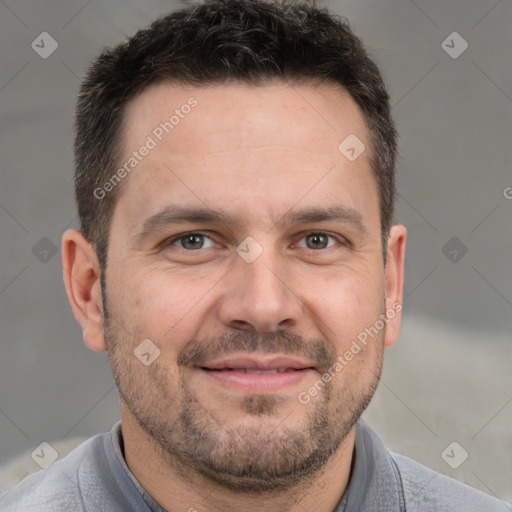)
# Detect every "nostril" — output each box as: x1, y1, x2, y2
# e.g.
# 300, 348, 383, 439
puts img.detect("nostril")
228, 320, 254, 331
